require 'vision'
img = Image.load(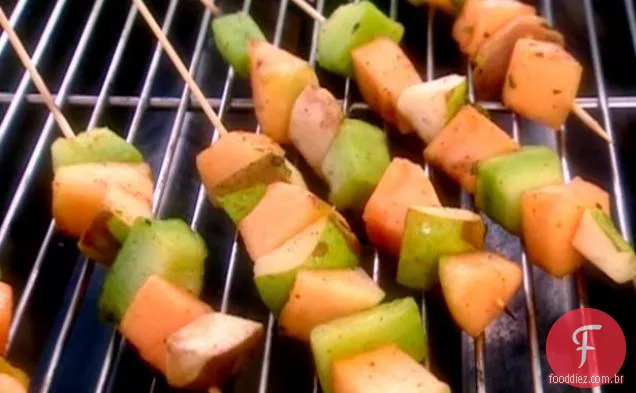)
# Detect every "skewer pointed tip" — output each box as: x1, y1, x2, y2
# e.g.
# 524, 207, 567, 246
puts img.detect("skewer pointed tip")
133, 0, 229, 138
0, 6, 75, 138
503, 306, 517, 321
571, 103, 613, 144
